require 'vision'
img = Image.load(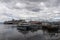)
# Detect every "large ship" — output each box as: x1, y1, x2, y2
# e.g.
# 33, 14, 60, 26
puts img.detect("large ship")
17, 21, 42, 31
17, 22, 31, 31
